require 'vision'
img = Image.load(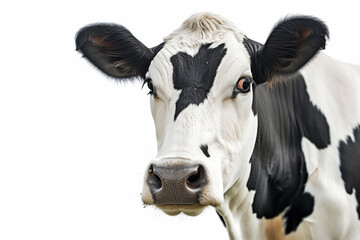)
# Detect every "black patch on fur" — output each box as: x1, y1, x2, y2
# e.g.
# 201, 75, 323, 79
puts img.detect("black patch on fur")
243, 37, 263, 57
216, 211, 226, 228
151, 42, 165, 56
251, 82, 258, 116
247, 75, 330, 233
339, 125, 360, 219
243, 37, 260, 116
200, 145, 210, 158
170, 43, 227, 120
284, 192, 314, 234
243, 37, 264, 87
293, 78, 331, 148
